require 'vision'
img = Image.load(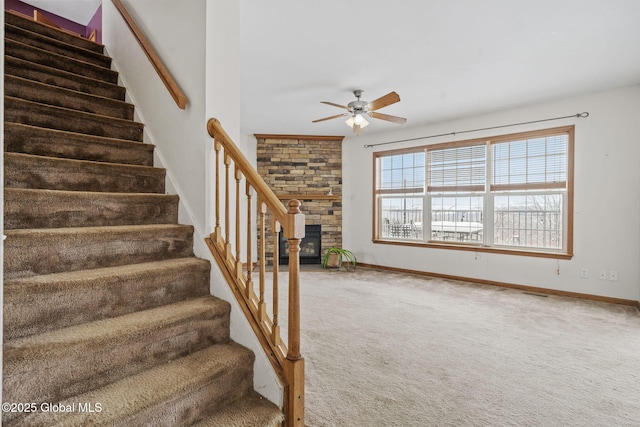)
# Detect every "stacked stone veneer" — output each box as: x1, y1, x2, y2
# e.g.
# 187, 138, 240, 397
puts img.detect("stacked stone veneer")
256, 134, 344, 264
